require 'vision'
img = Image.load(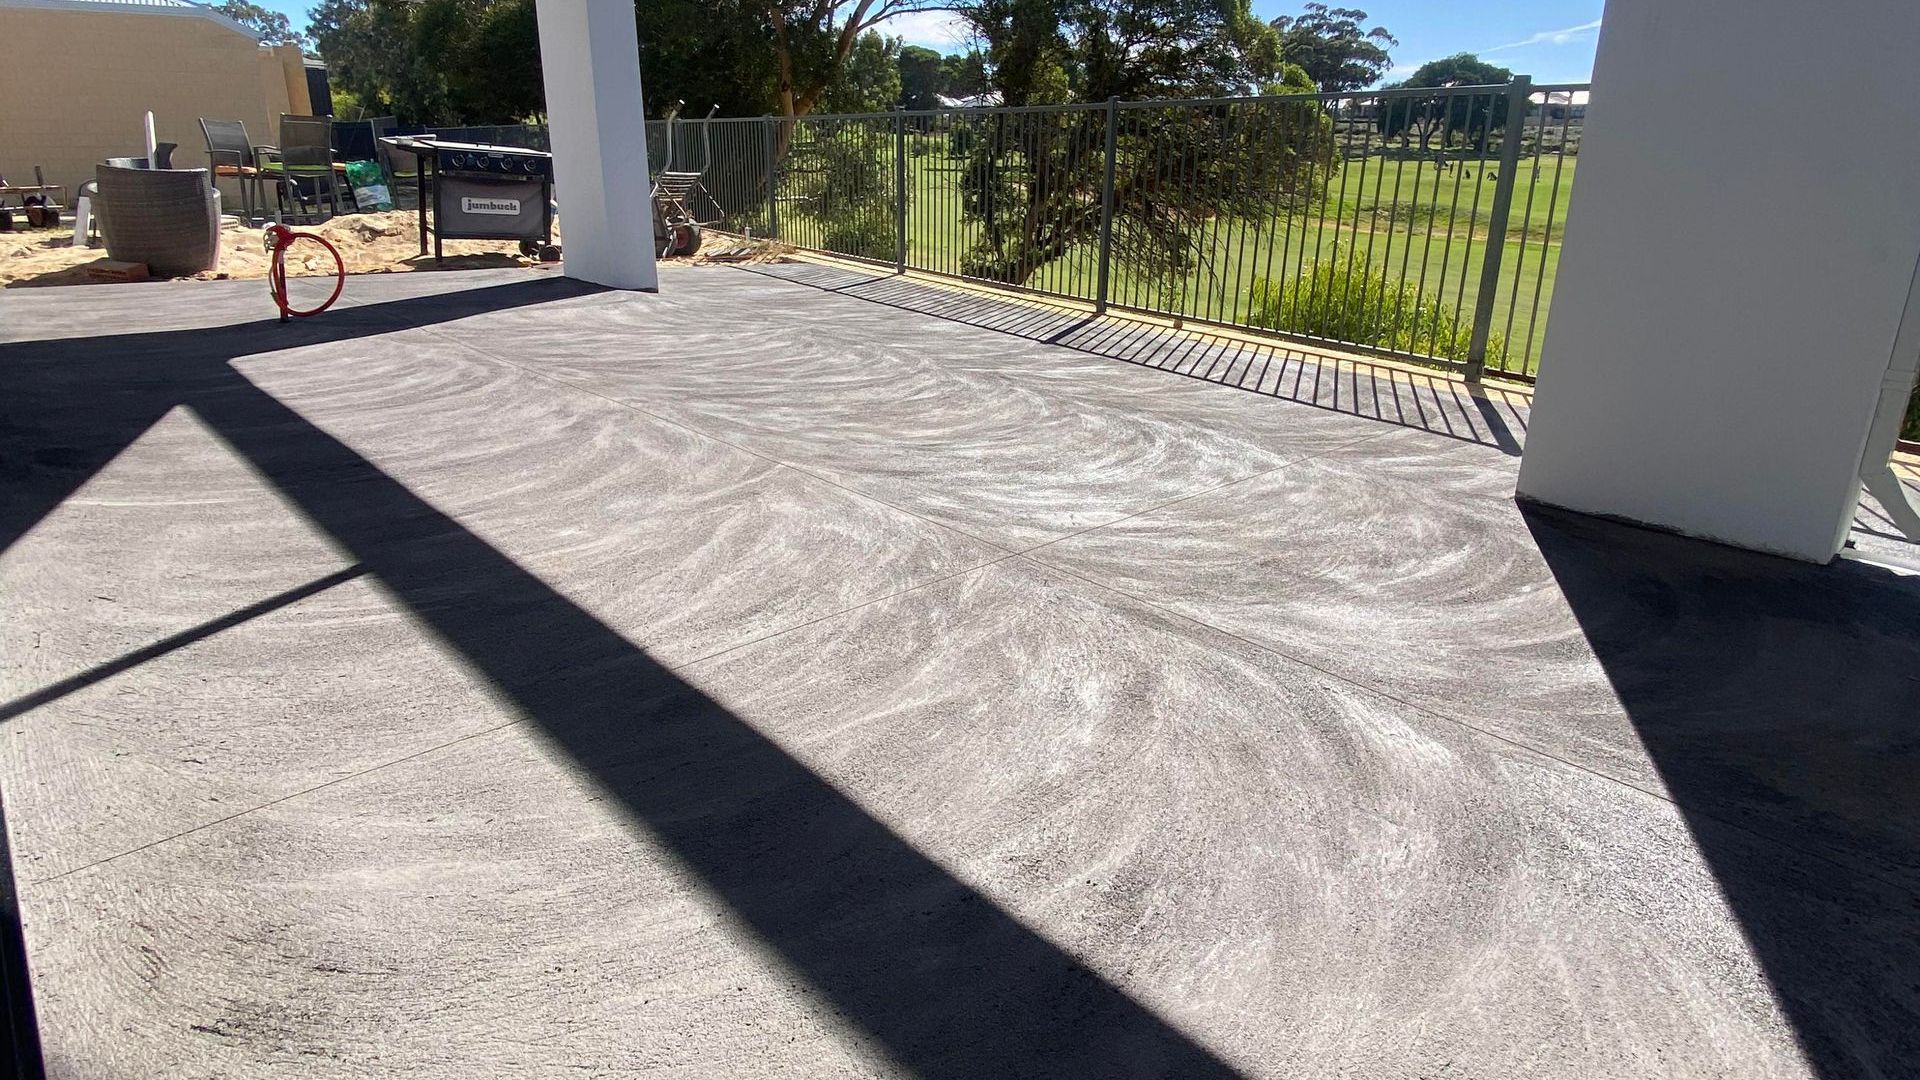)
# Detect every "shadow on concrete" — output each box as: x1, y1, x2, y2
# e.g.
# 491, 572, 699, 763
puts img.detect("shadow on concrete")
0, 281, 1242, 1078
0, 567, 369, 725
744, 260, 1529, 456
1523, 503, 1920, 1080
